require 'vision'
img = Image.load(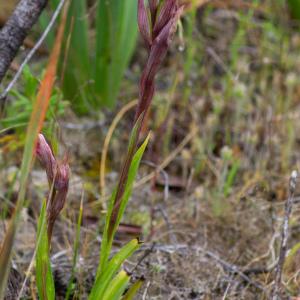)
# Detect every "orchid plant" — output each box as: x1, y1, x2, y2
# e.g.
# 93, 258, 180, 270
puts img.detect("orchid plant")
2, 1, 182, 299
89, 0, 183, 299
